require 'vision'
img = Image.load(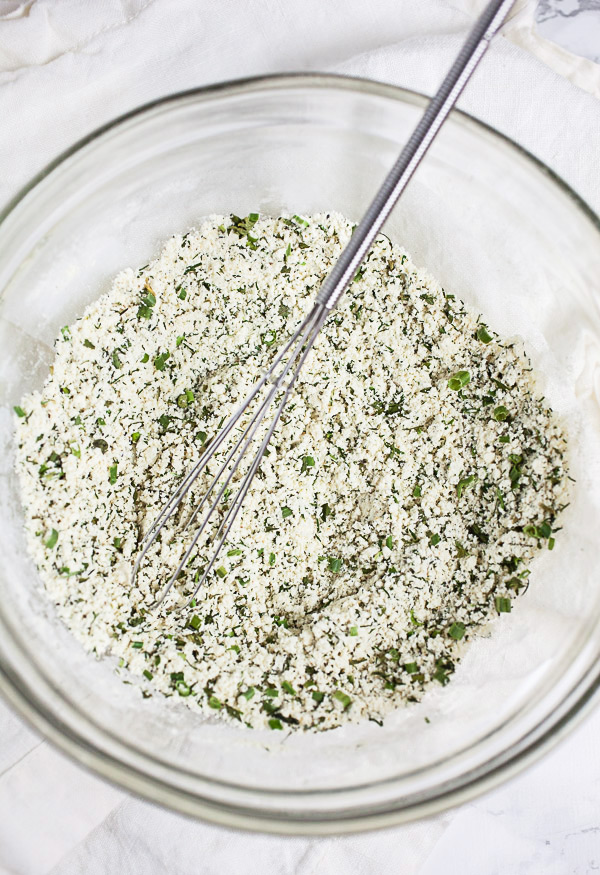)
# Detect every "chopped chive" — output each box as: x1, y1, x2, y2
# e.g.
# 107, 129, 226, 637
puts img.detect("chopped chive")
109, 463, 118, 484
261, 329, 277, 347
13, 405, 26, 418
141, 353, 149, 363
131, 431, 141, 443
447, 370, 470, 391
111, 350, 122, 369
349, 626, 358, 636
242, 687, 255, 700
548, 537, 555, 550
429, 533, 441, 546
404, 662, 418, 674
327, 557, 343, 573
333, 690, 352, 709
132, 641, 143, 649
282, 680, 296, 696
312, 690, 325, 703
456, 474, 477, 499
412, 484, 421, 497
268, 718, 283, 730
499, 435, 510, 443
269, 552, 275, 566
227, 548, 242, 556
495, 596, 512, 613
493, 405, 509, 422
476, 325, 492, 343
189, 615, 201, 630
207, 694, 221, 708
264, 687, 278, 698
215, 566, 227, 578
143, 670, 153, 681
